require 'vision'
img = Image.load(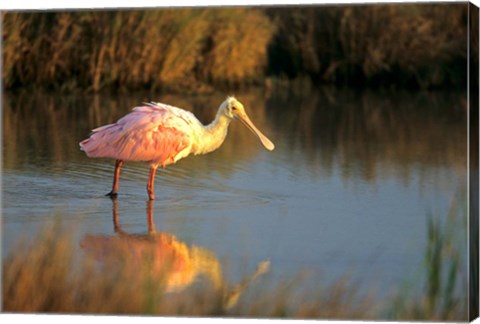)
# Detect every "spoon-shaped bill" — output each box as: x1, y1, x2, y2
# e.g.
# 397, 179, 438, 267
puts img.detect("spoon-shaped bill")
237, 112, 275, 151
